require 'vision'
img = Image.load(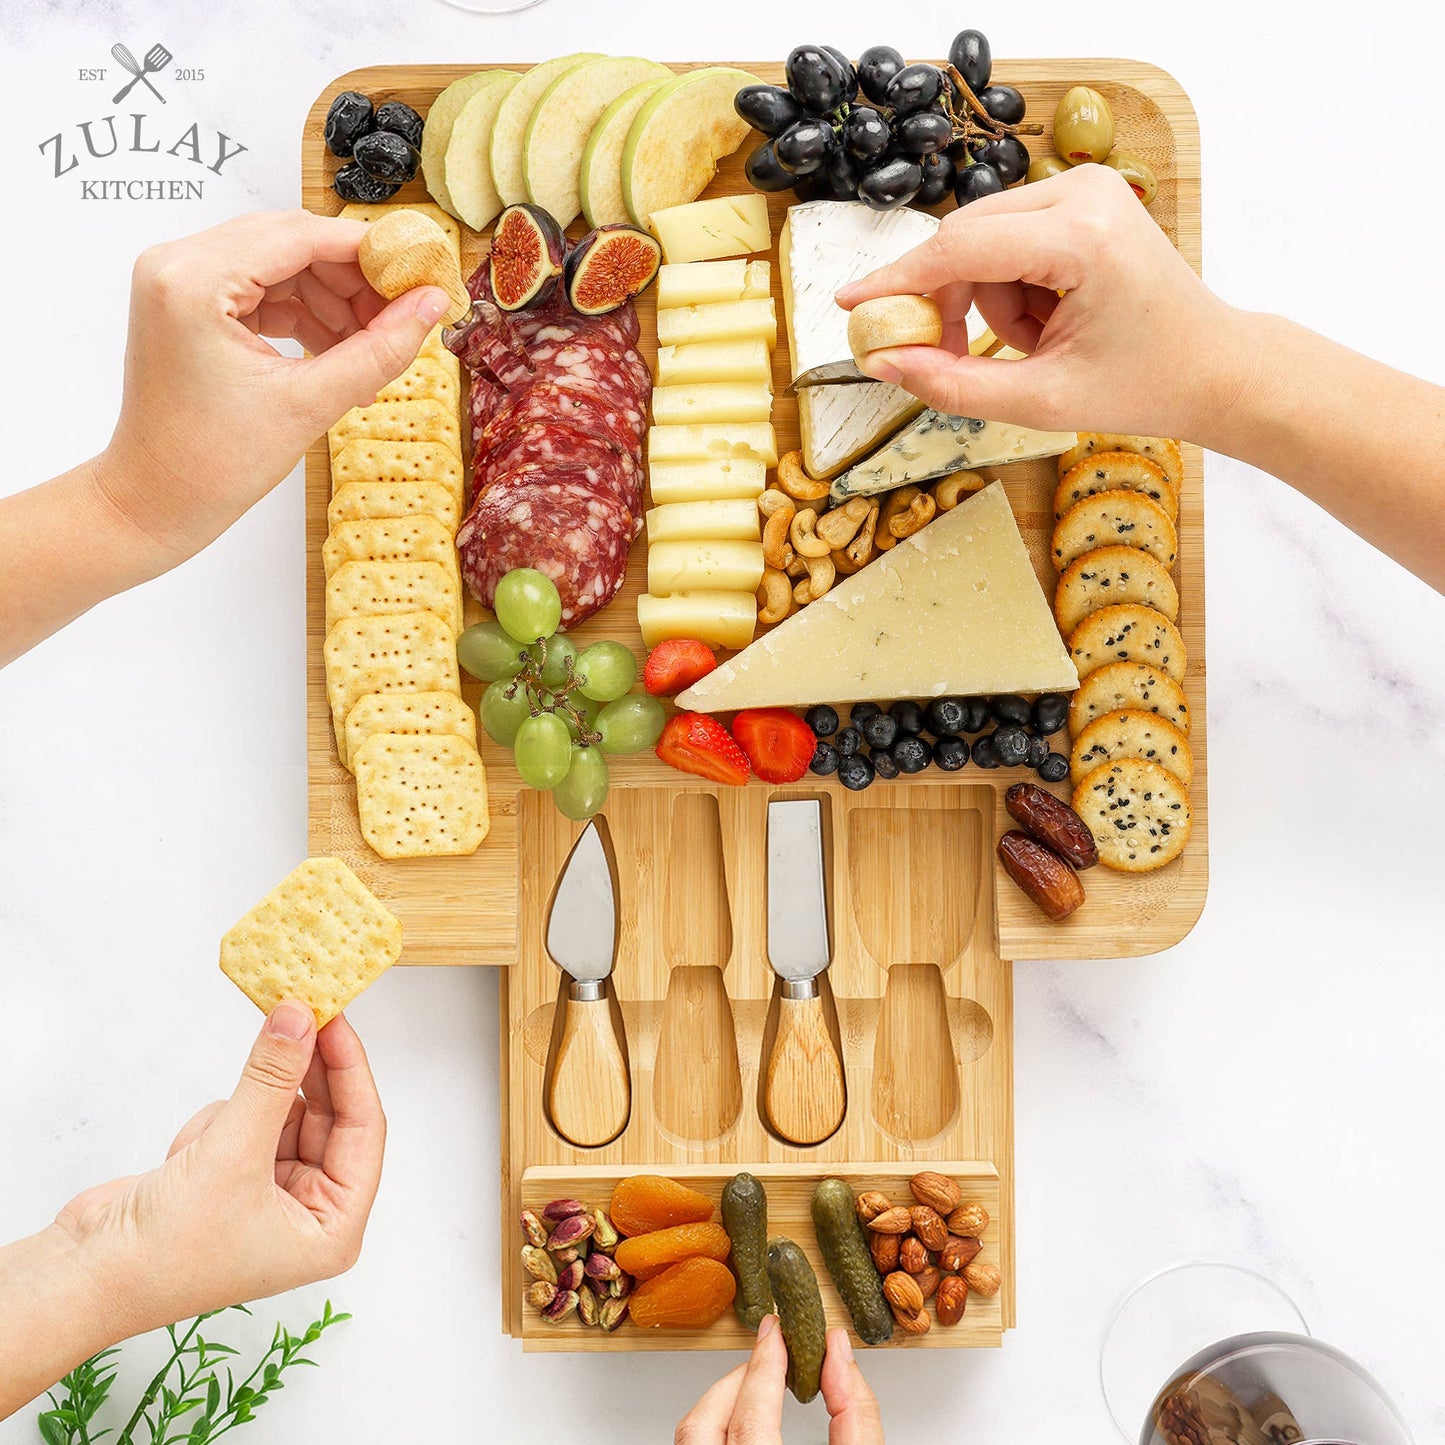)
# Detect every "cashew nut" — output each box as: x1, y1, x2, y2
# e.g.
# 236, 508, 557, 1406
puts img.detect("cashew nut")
762, 503, 796, 570
803, 552, 835, 598
785, 552, 809, 579
888, 490, 936, 539
758, 486, 794, 519
832, 547, 863, 577
816, 496, 871, 549
789, 507, 832, 559
793, 576, 815, 607
931, 474, 977, 511
846, 501, 880, 567
876, 487, 921, 550
775, 450, 830, 503
757, 566, 794, 625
